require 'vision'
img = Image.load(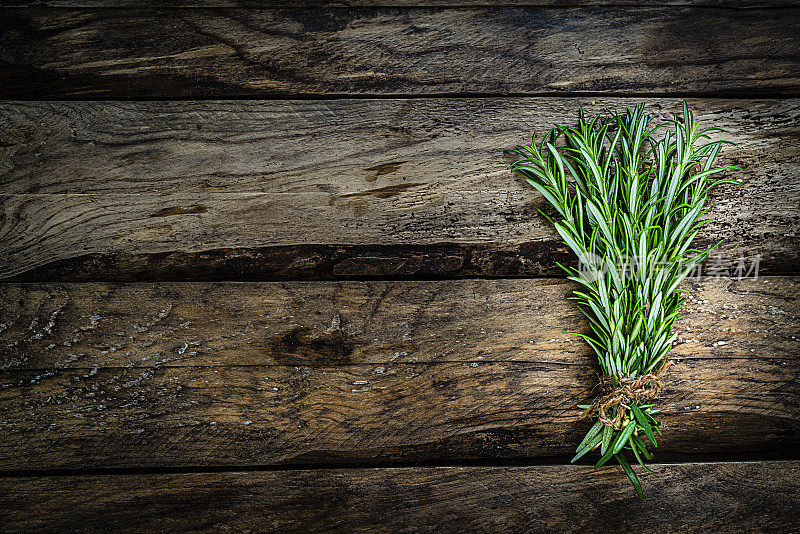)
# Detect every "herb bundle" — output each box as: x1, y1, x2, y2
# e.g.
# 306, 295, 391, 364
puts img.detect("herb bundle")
507, 102, 737, 498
